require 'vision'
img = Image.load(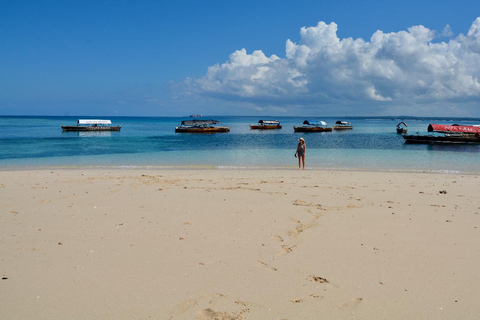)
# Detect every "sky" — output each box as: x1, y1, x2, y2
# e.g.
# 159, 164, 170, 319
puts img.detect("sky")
1, 0, 480, 117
